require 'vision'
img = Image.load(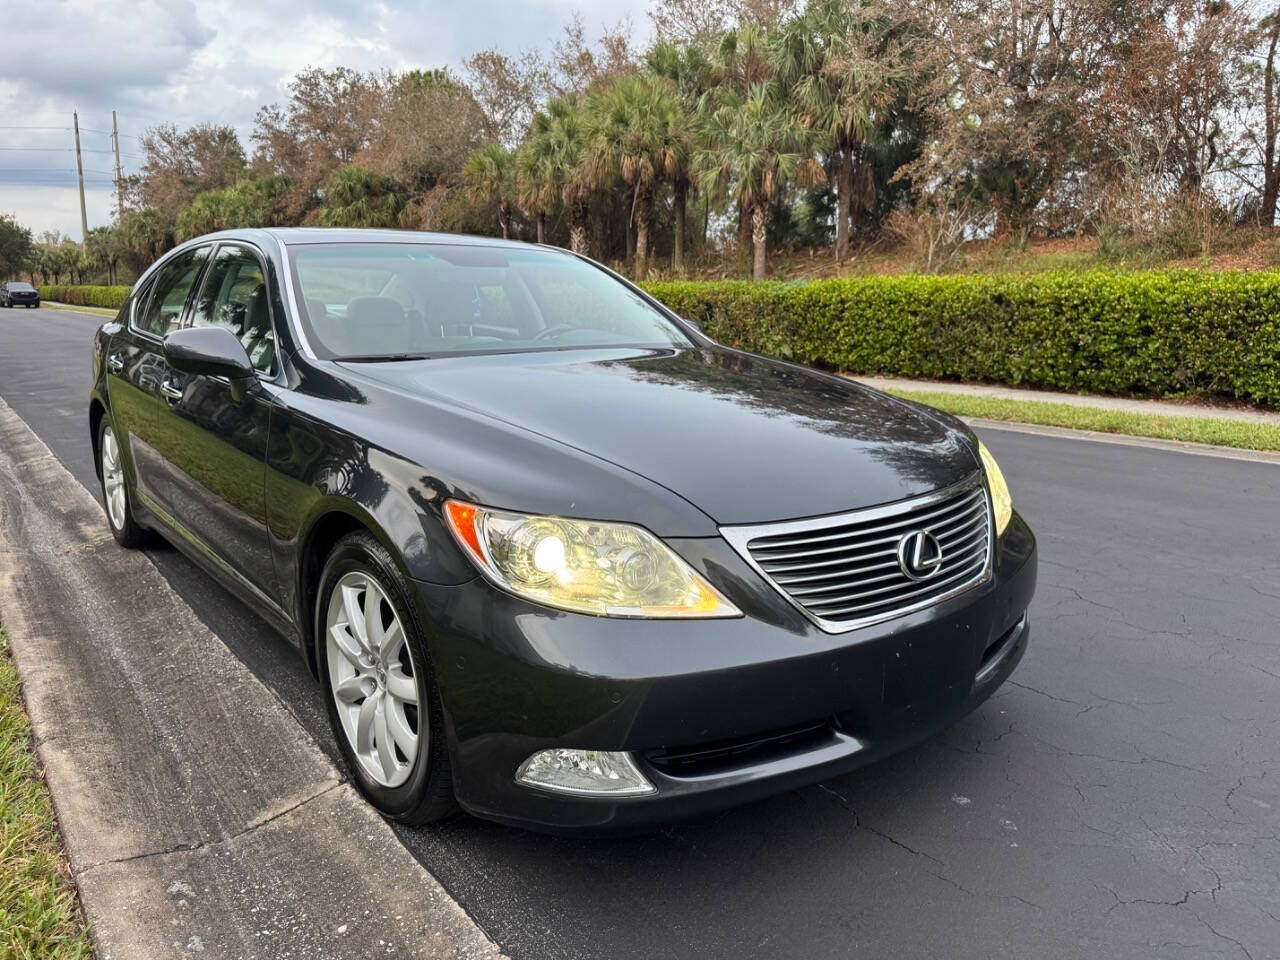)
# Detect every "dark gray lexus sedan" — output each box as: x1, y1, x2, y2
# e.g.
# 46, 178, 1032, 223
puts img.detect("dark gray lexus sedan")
88, 229, 1036, 833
